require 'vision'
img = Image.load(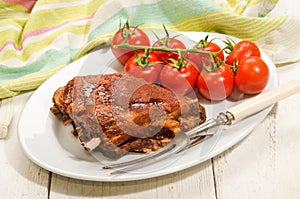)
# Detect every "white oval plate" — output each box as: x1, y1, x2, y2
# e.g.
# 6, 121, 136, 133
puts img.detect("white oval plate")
18, 31, 278, 181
